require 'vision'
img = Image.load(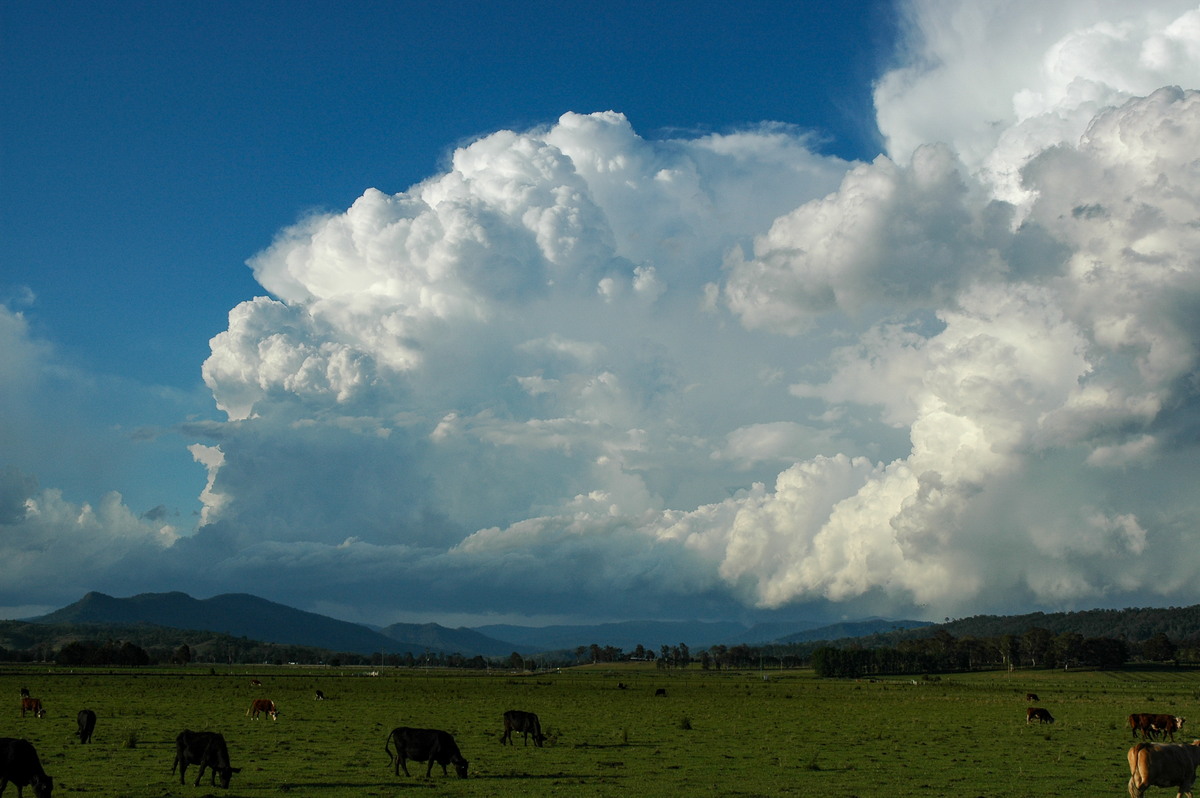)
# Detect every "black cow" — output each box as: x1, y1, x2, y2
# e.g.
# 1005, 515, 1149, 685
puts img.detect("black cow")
502, 710, 546, 747
0, 737, 53, 798
172, 730, 240, 789
384, 727, 468, 778
654, 688, 667, 697
76, 710, 96, 744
